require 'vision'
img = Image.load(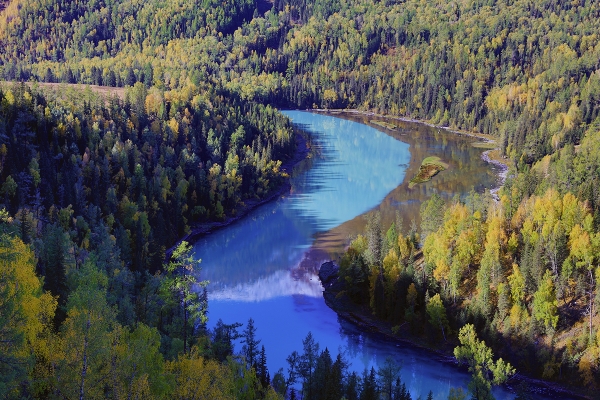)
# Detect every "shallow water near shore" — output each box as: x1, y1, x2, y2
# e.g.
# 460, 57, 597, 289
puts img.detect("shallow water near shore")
193, 111, 545, 399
